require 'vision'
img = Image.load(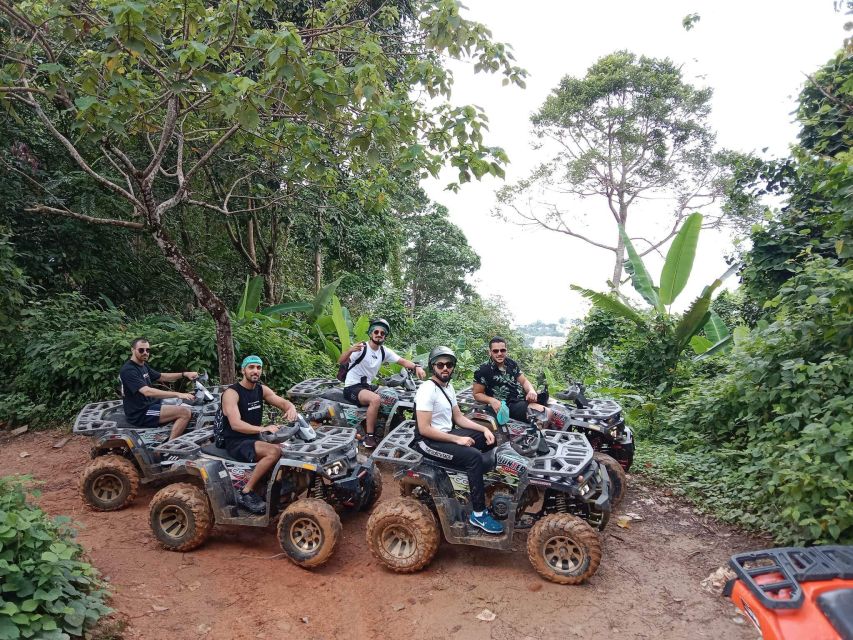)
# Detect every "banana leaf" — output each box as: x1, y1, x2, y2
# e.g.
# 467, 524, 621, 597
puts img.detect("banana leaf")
674, 262, 740, 352
331, 295, 350, 352
571, 285, 646, 326
260, 301, 313, 316
310, 276, 344, 323
689, 335, 713, 355
237, 275, 264, 320
353, 315, 370, 342
659, 212, 702, 305
703, 310, 730, 344
694, 334, 733, 361
619, 225, 662, 312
